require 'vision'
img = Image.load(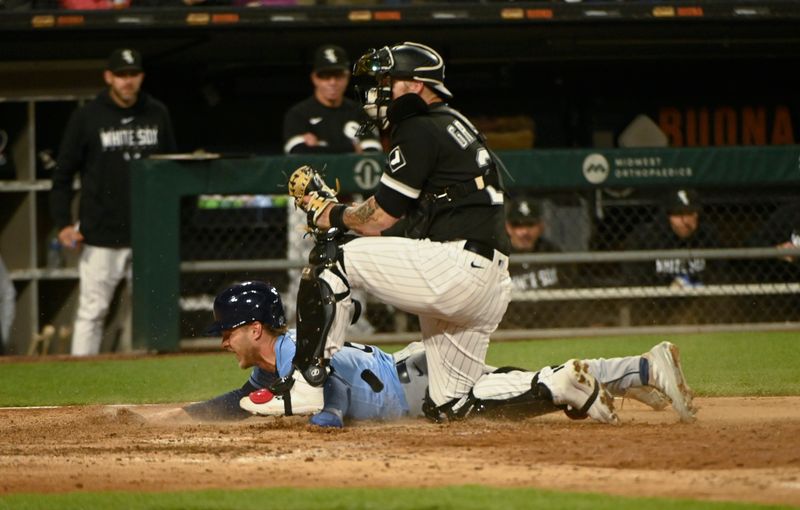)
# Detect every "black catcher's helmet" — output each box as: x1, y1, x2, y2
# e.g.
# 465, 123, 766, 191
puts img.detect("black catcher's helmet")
354, 41, 452, 99
205, 281, 286, 335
